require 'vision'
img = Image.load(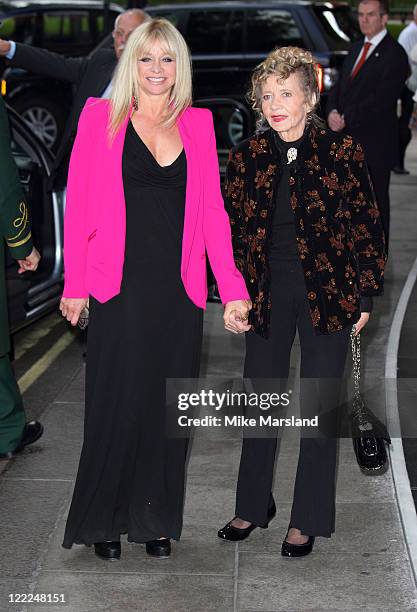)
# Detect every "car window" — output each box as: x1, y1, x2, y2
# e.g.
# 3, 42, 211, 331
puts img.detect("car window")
0, 15, 37, 45
148, 10, 181, 28
184, 10, 242, 54
245, 9, 304, 53
40, 11, 94, 55
227, 11, 244, 53
313, 5, 361, 49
